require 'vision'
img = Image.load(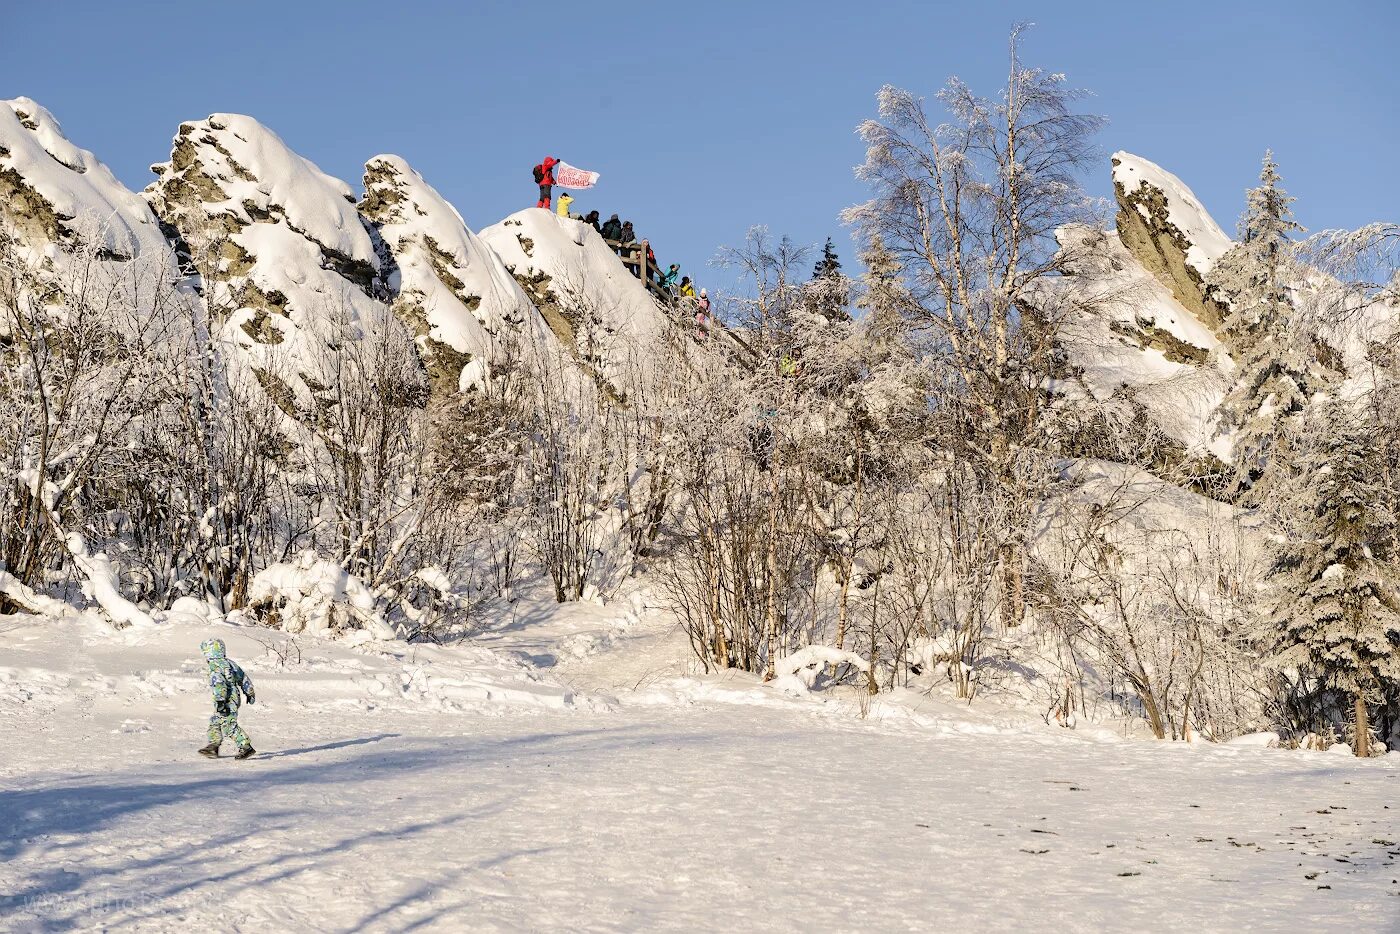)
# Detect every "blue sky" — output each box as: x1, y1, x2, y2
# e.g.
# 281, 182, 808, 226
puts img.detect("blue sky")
3, 1, 1395, 286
